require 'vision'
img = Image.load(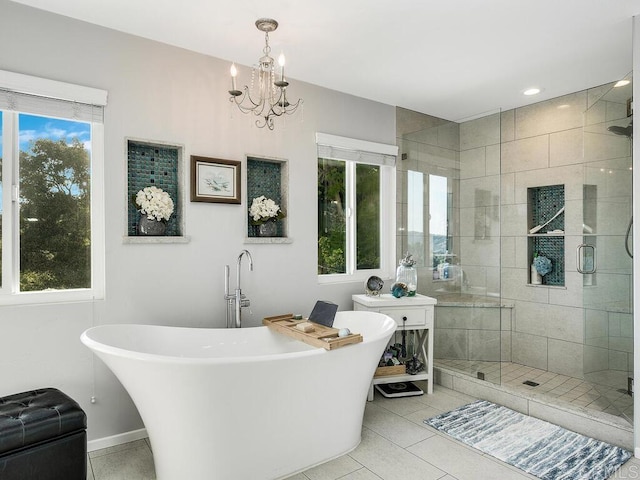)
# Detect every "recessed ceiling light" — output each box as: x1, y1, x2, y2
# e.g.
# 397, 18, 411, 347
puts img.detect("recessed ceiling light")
523, 88, 541, 96
614, 80, 630, 88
